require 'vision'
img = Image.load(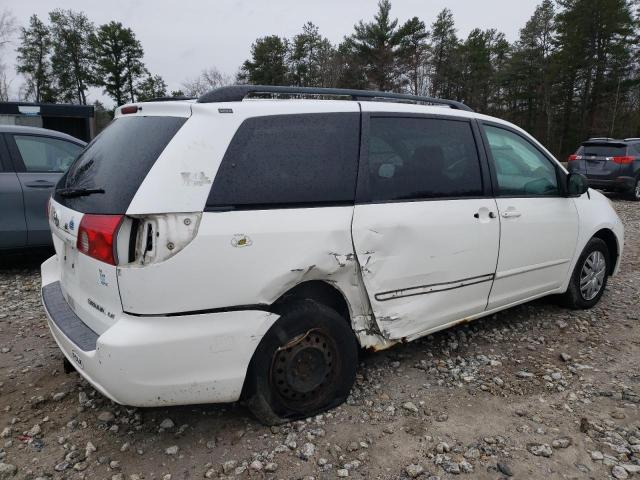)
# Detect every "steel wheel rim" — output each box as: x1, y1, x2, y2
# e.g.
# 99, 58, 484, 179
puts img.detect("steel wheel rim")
635, 180, 640, 199
580, 250, 606, 301
271, 329, 336, 405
